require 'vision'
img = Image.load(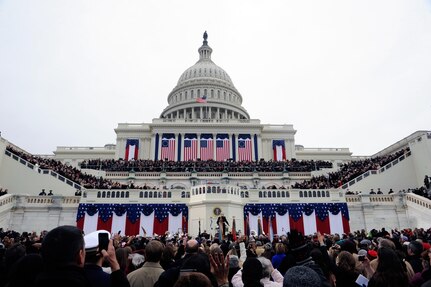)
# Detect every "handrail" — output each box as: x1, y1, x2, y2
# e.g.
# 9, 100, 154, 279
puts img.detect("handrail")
341, 151, 412, 189
405, 193, 431, 209
4, 150, 82, 190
